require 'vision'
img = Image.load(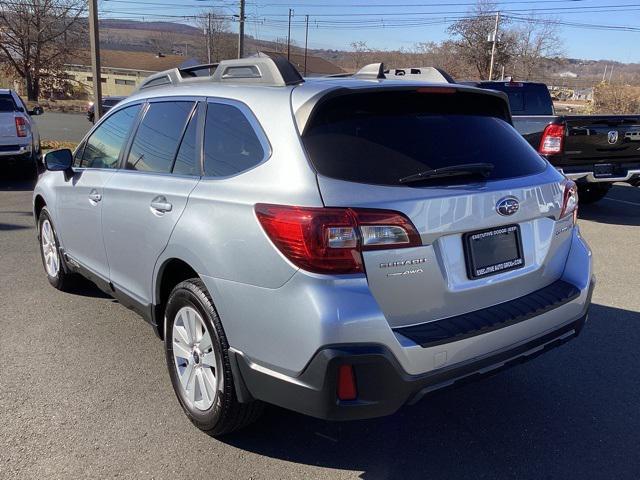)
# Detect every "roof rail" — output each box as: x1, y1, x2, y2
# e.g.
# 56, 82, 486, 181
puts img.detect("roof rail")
328, 63, 455, 84
135, 52, 304, 92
